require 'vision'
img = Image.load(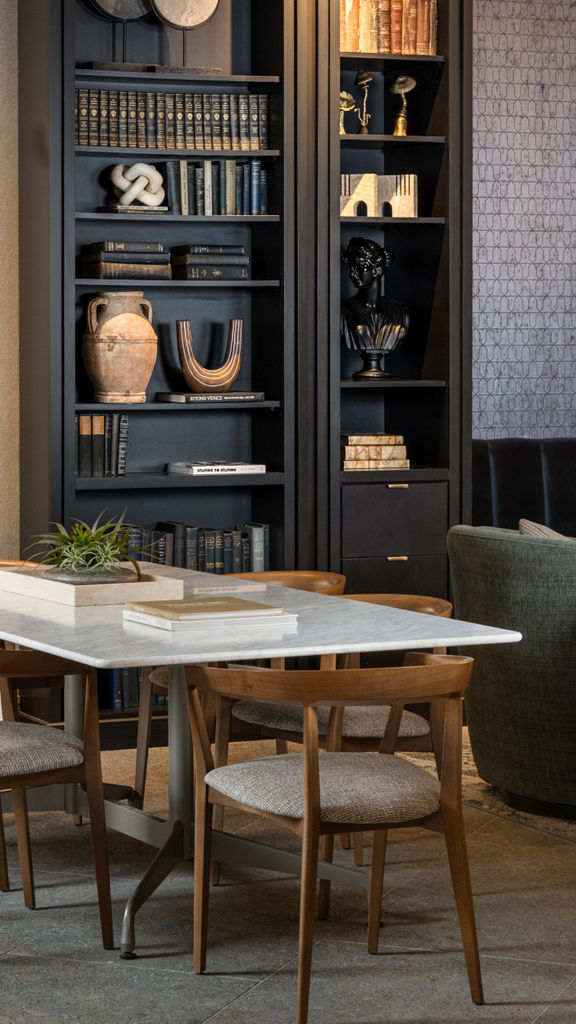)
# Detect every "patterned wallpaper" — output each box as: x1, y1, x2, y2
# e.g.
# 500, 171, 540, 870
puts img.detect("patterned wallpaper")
472, 0, 576, 439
